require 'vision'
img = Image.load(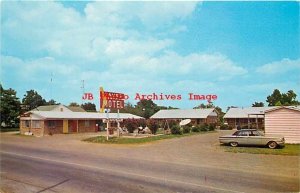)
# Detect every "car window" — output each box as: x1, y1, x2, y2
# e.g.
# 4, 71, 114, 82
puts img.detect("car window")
238, 131, 249, 136
251, 131, 262, 136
